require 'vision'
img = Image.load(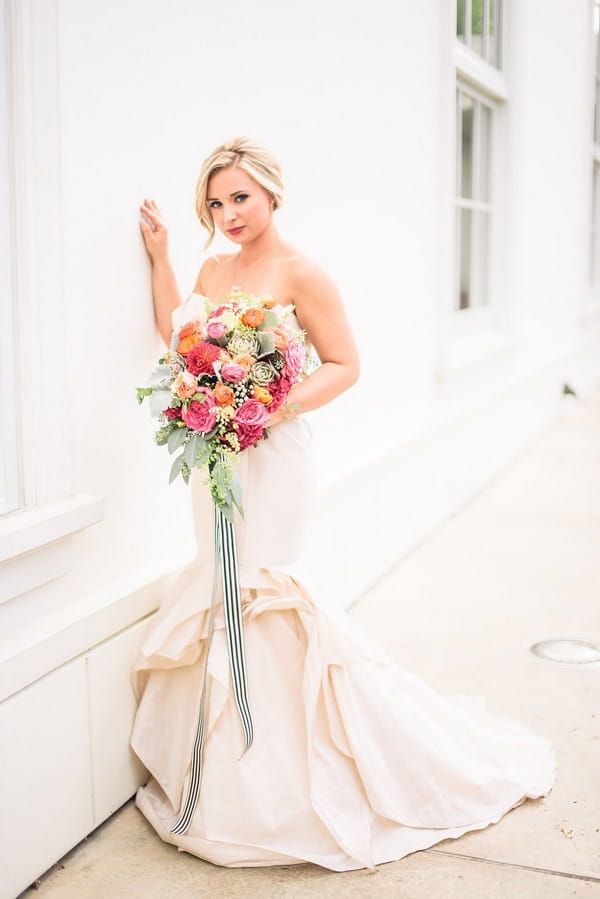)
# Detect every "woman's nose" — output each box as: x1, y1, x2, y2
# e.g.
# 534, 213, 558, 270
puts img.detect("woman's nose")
223, 204, 238, 223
